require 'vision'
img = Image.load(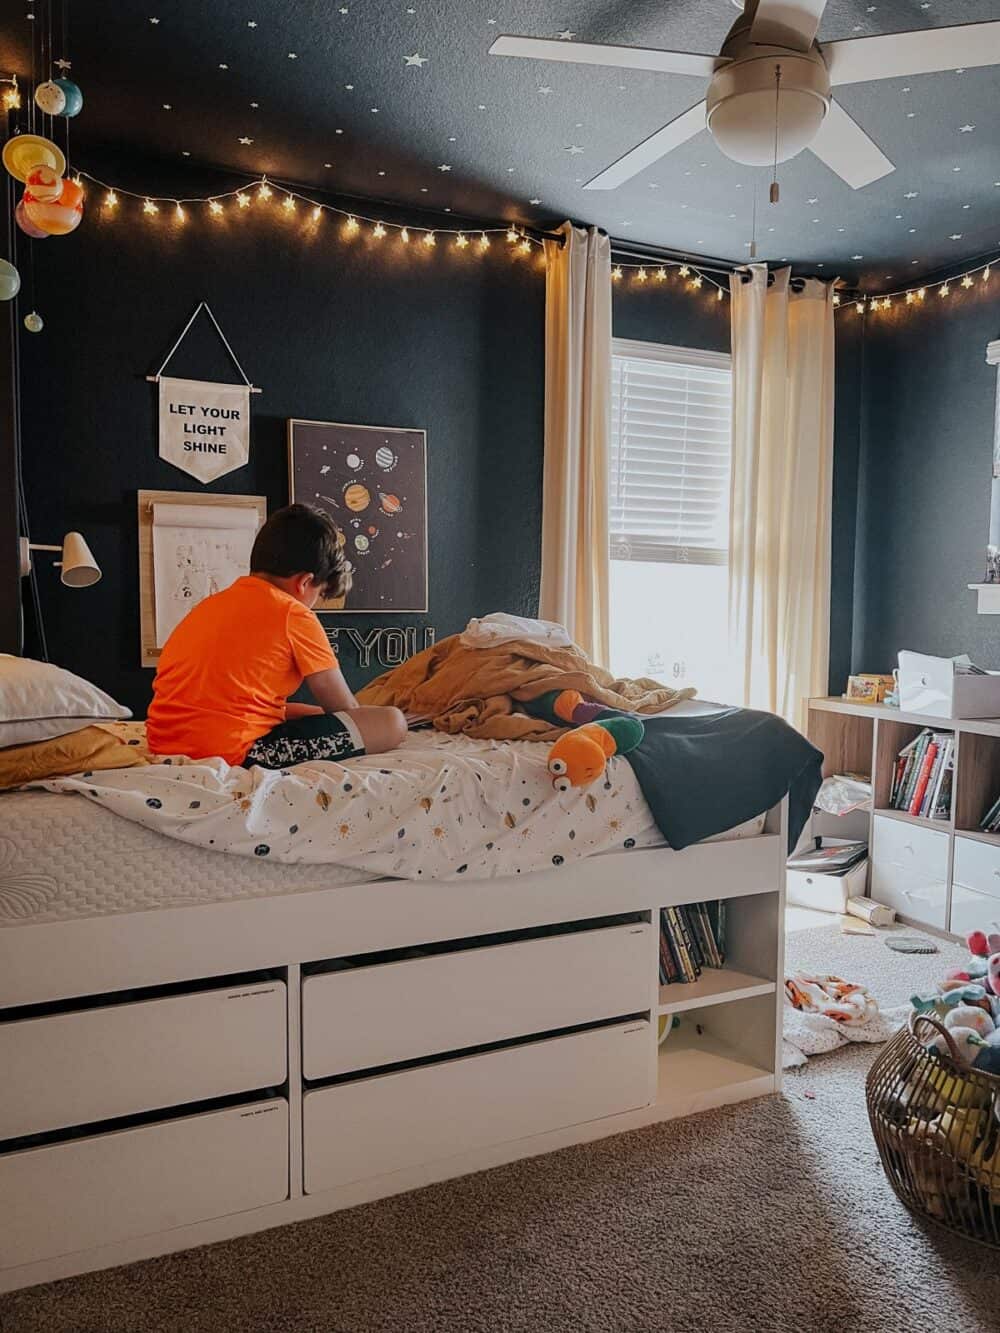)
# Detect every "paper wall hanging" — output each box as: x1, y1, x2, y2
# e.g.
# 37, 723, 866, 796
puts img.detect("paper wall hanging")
288, 418, 428, 614
148, 302, 260, 484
